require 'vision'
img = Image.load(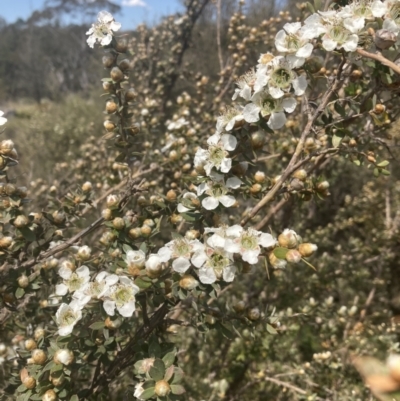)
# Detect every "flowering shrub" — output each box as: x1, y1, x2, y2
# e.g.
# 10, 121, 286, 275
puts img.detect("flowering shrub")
1, 0, 400, 400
